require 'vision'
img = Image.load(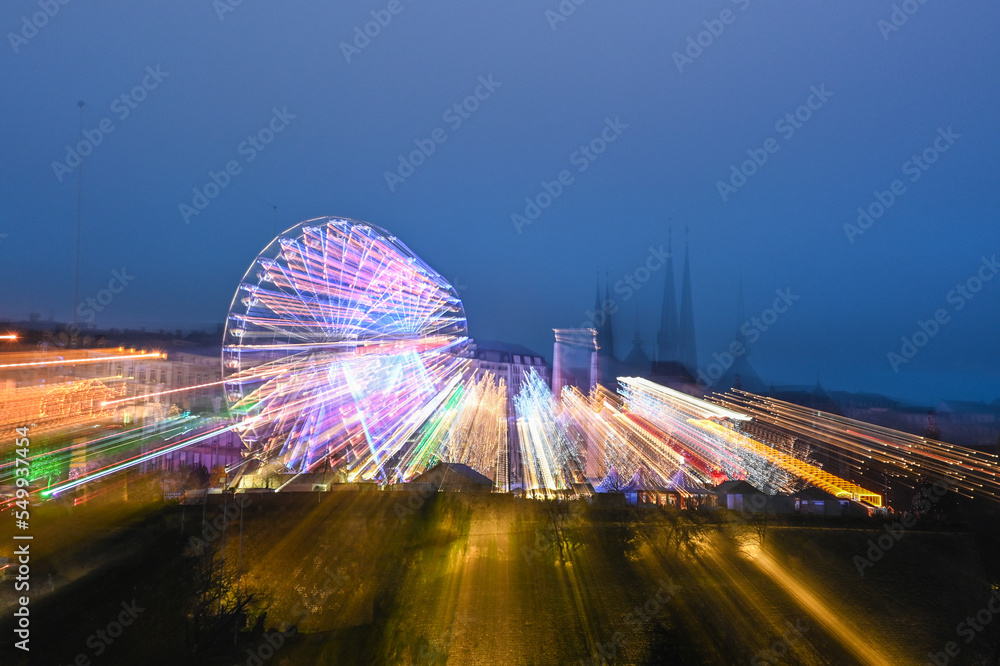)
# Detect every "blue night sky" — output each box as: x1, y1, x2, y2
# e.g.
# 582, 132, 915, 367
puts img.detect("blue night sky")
2, 1, 998, 405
